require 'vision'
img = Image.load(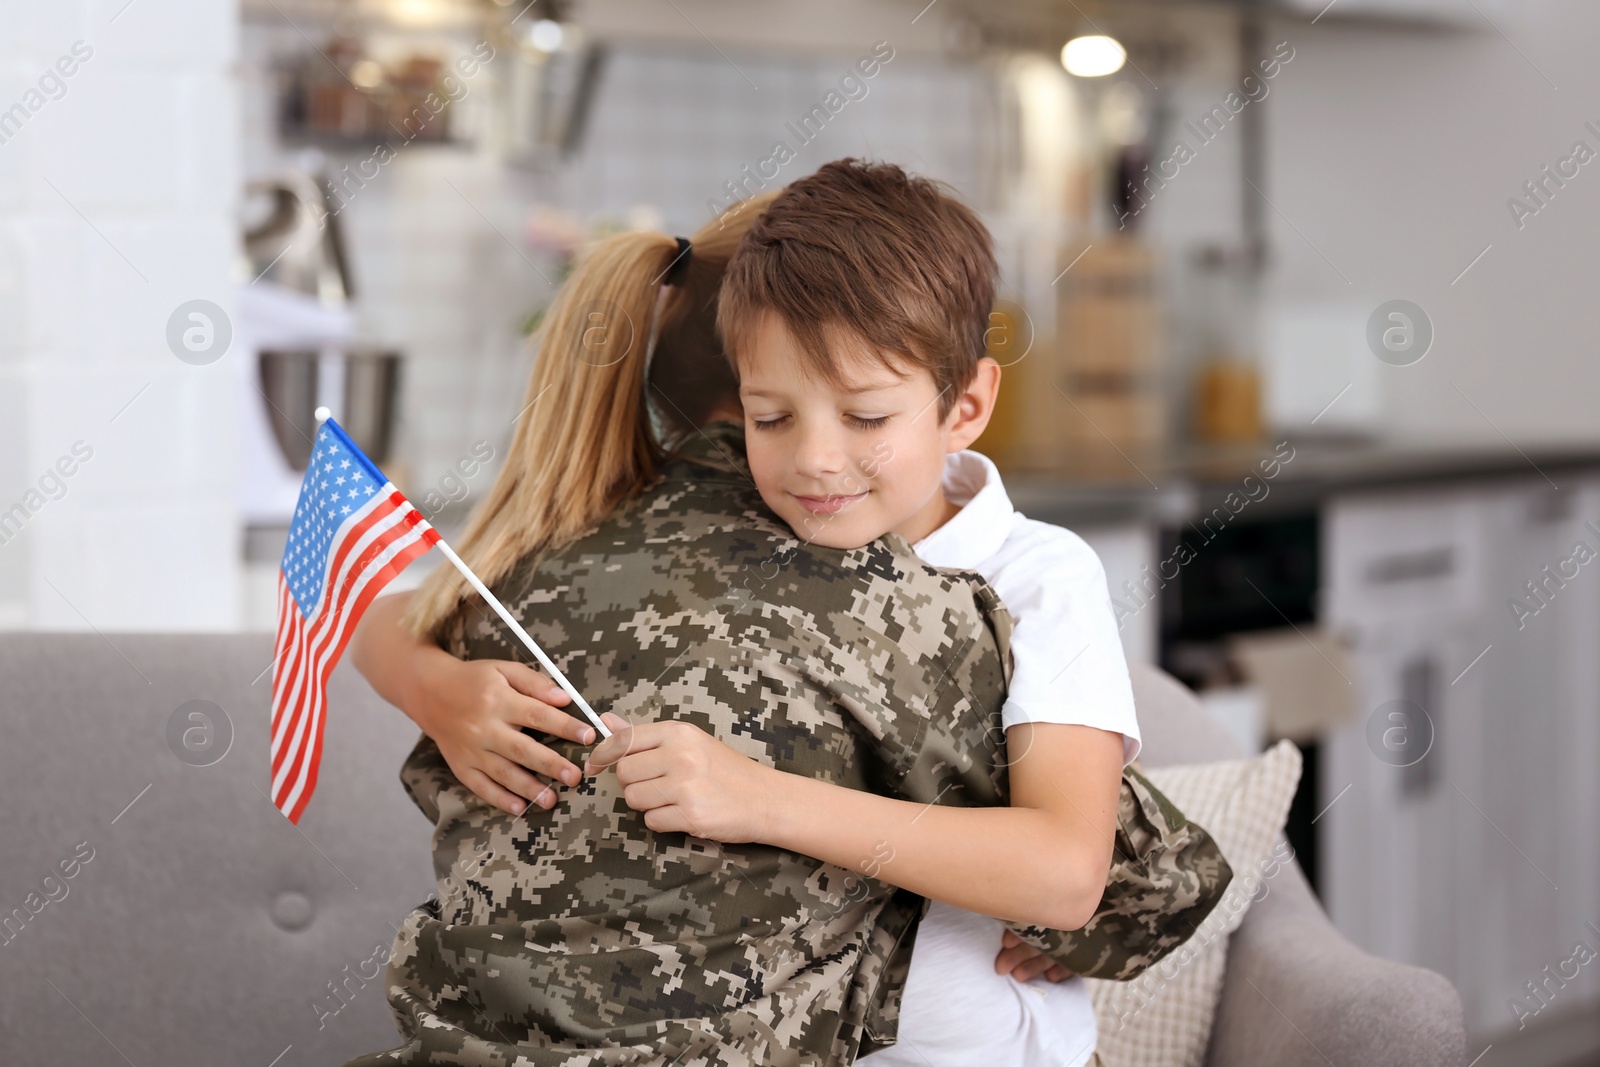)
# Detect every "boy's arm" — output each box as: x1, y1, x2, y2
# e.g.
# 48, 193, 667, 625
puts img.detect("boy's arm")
588, 717, 1123, 932
1002, 762, 1236, 981
767, 722, 1123, 930
350, 591, 597, 815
